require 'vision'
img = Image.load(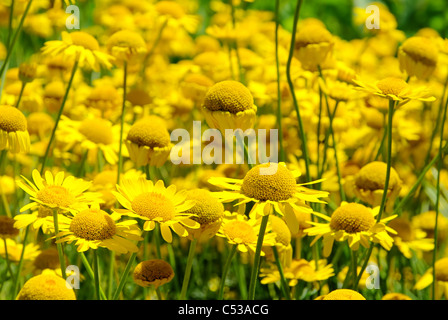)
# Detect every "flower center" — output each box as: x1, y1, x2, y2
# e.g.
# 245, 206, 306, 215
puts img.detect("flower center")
69, 31, 100, 51
127, 117, 171, 148
330, 203, 375, 233
223, 220, 257, 243
203, 80, 254, 114
435, 258, 448, 282
185, 189, 224, 225
131, 192, 175, 221
78, 118, 114, 145
16, 274, 76, 300
36, 186, 76, 209
33, 248, 61, 270
295, 25, 333, 48
133, 259, 175, 285
155, 1, 186, 19
0, 216, 19, 238
401, 37, 438, 66
69, 209, 116, 241
376, 77, 409, 96
241, 163, 297, 202
0, 105, 27, 132
355, 161, 400, 191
